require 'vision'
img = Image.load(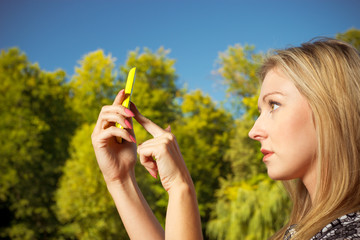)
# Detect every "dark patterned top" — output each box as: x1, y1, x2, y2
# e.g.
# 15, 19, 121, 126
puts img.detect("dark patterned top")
283, 211, 360, 240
